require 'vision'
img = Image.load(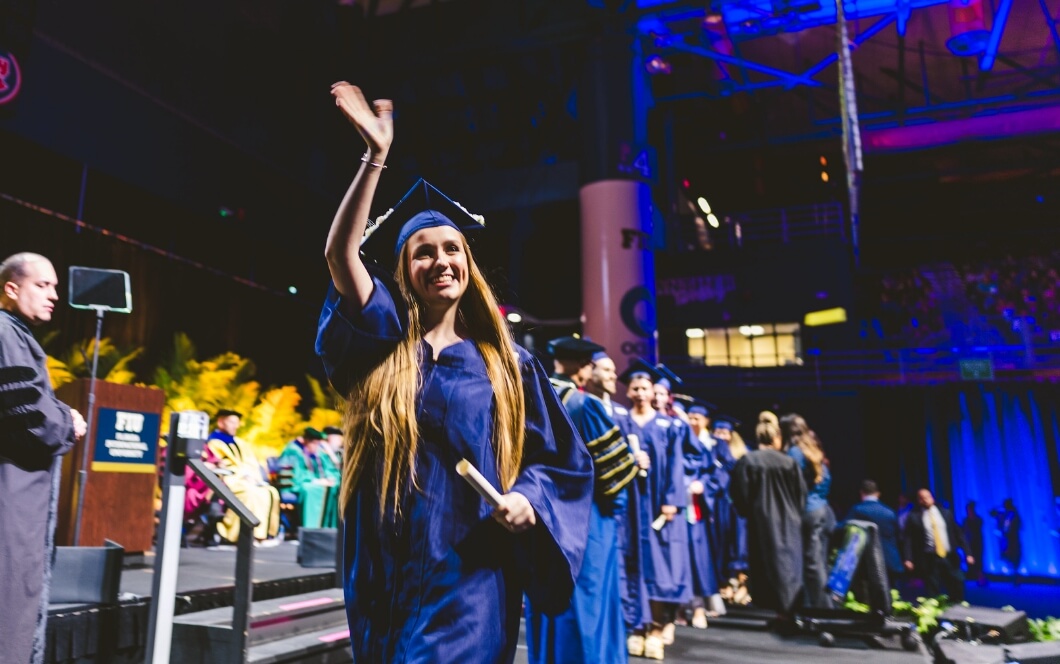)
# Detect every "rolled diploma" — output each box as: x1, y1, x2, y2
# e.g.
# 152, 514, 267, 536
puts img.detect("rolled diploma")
626, 434, 649, 478
456, 458, 504, 508
651, 514, 668, 531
